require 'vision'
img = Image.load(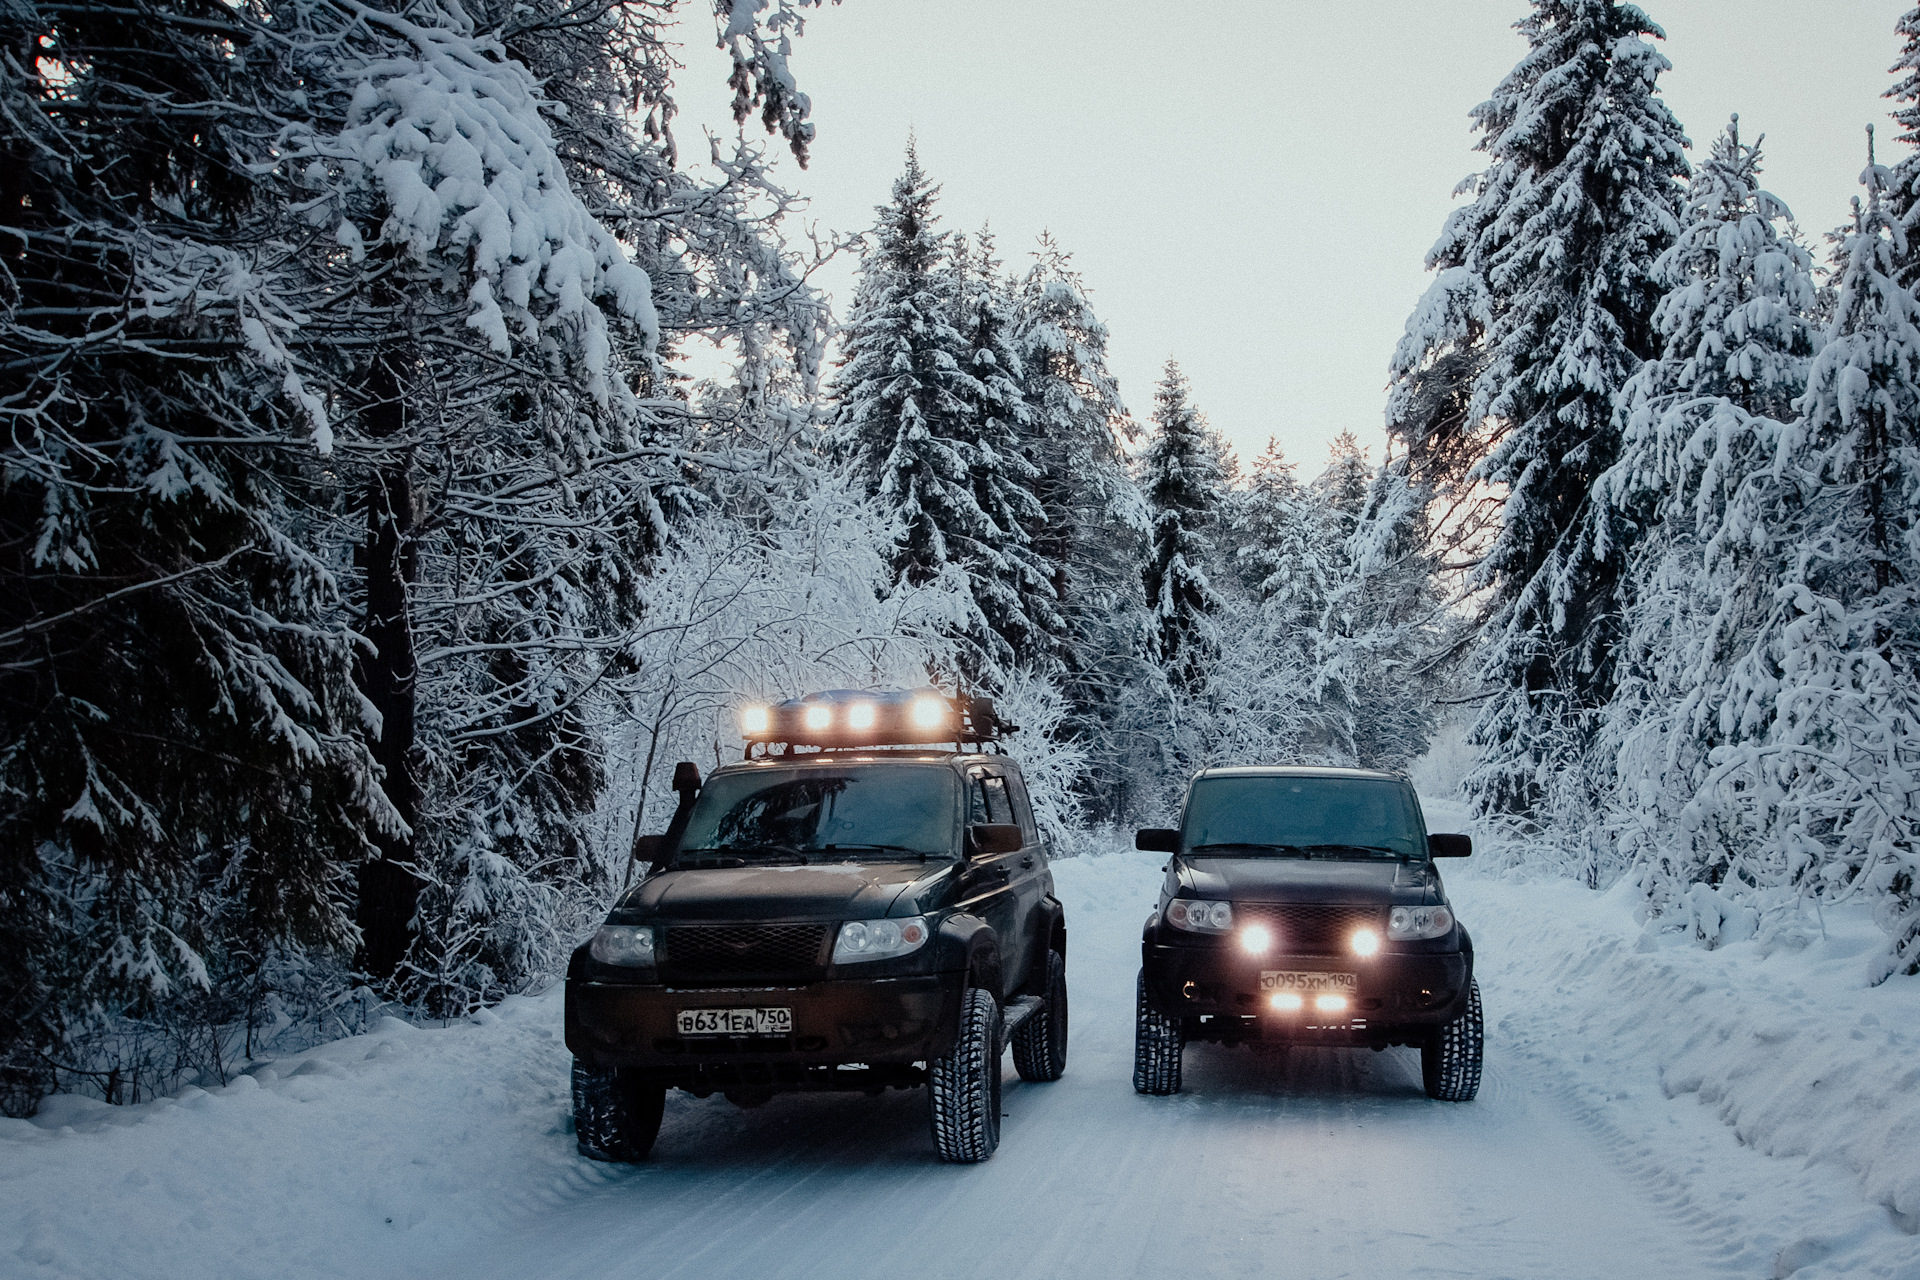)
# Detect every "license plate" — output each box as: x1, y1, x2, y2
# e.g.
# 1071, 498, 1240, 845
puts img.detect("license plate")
676, 1007, 793, 1037
1260, 971, 1358, 994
